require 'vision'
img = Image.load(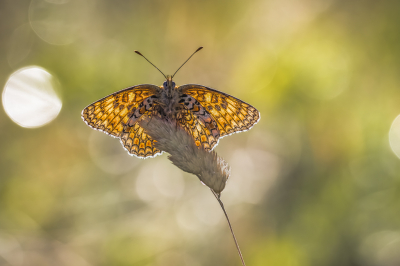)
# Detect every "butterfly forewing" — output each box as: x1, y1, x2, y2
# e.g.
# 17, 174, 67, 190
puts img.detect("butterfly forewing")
179, 84, 260, 146
81, 85, 163, 158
